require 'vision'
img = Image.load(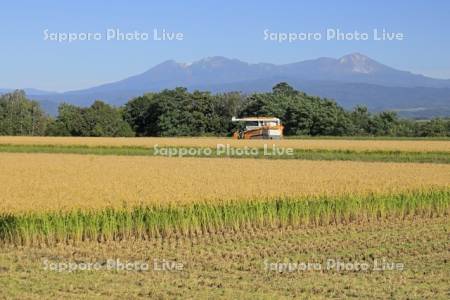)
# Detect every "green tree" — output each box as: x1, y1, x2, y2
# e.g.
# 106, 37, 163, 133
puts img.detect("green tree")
350, 106, 370, 135
272, 82, 297, 97
416, 118, 449, 137
0, 90, 48, 136
368, 111, 399, 135
123, 93, 159, 136
48, 101, 133, 137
